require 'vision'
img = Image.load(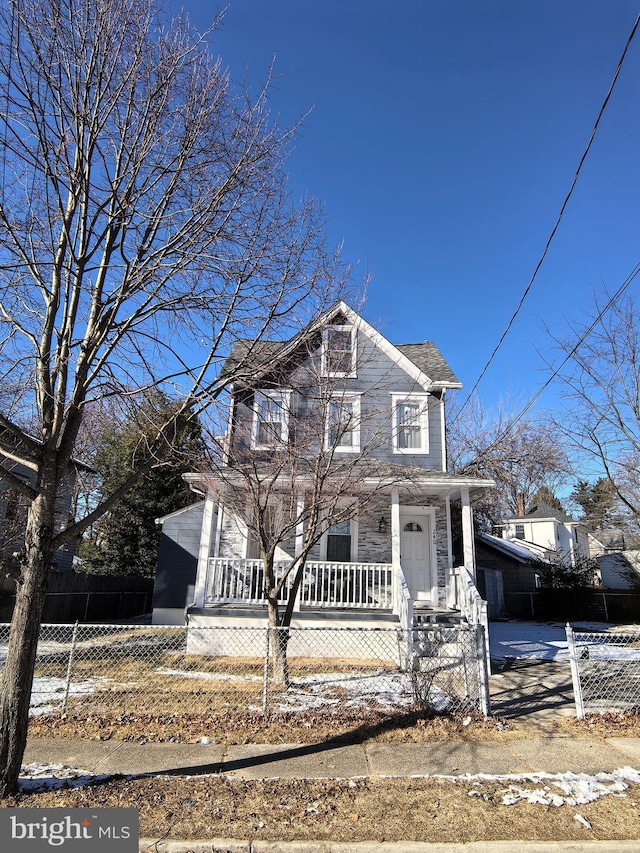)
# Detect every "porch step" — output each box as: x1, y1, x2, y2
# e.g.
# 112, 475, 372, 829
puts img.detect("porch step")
412, 607, 465, 626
